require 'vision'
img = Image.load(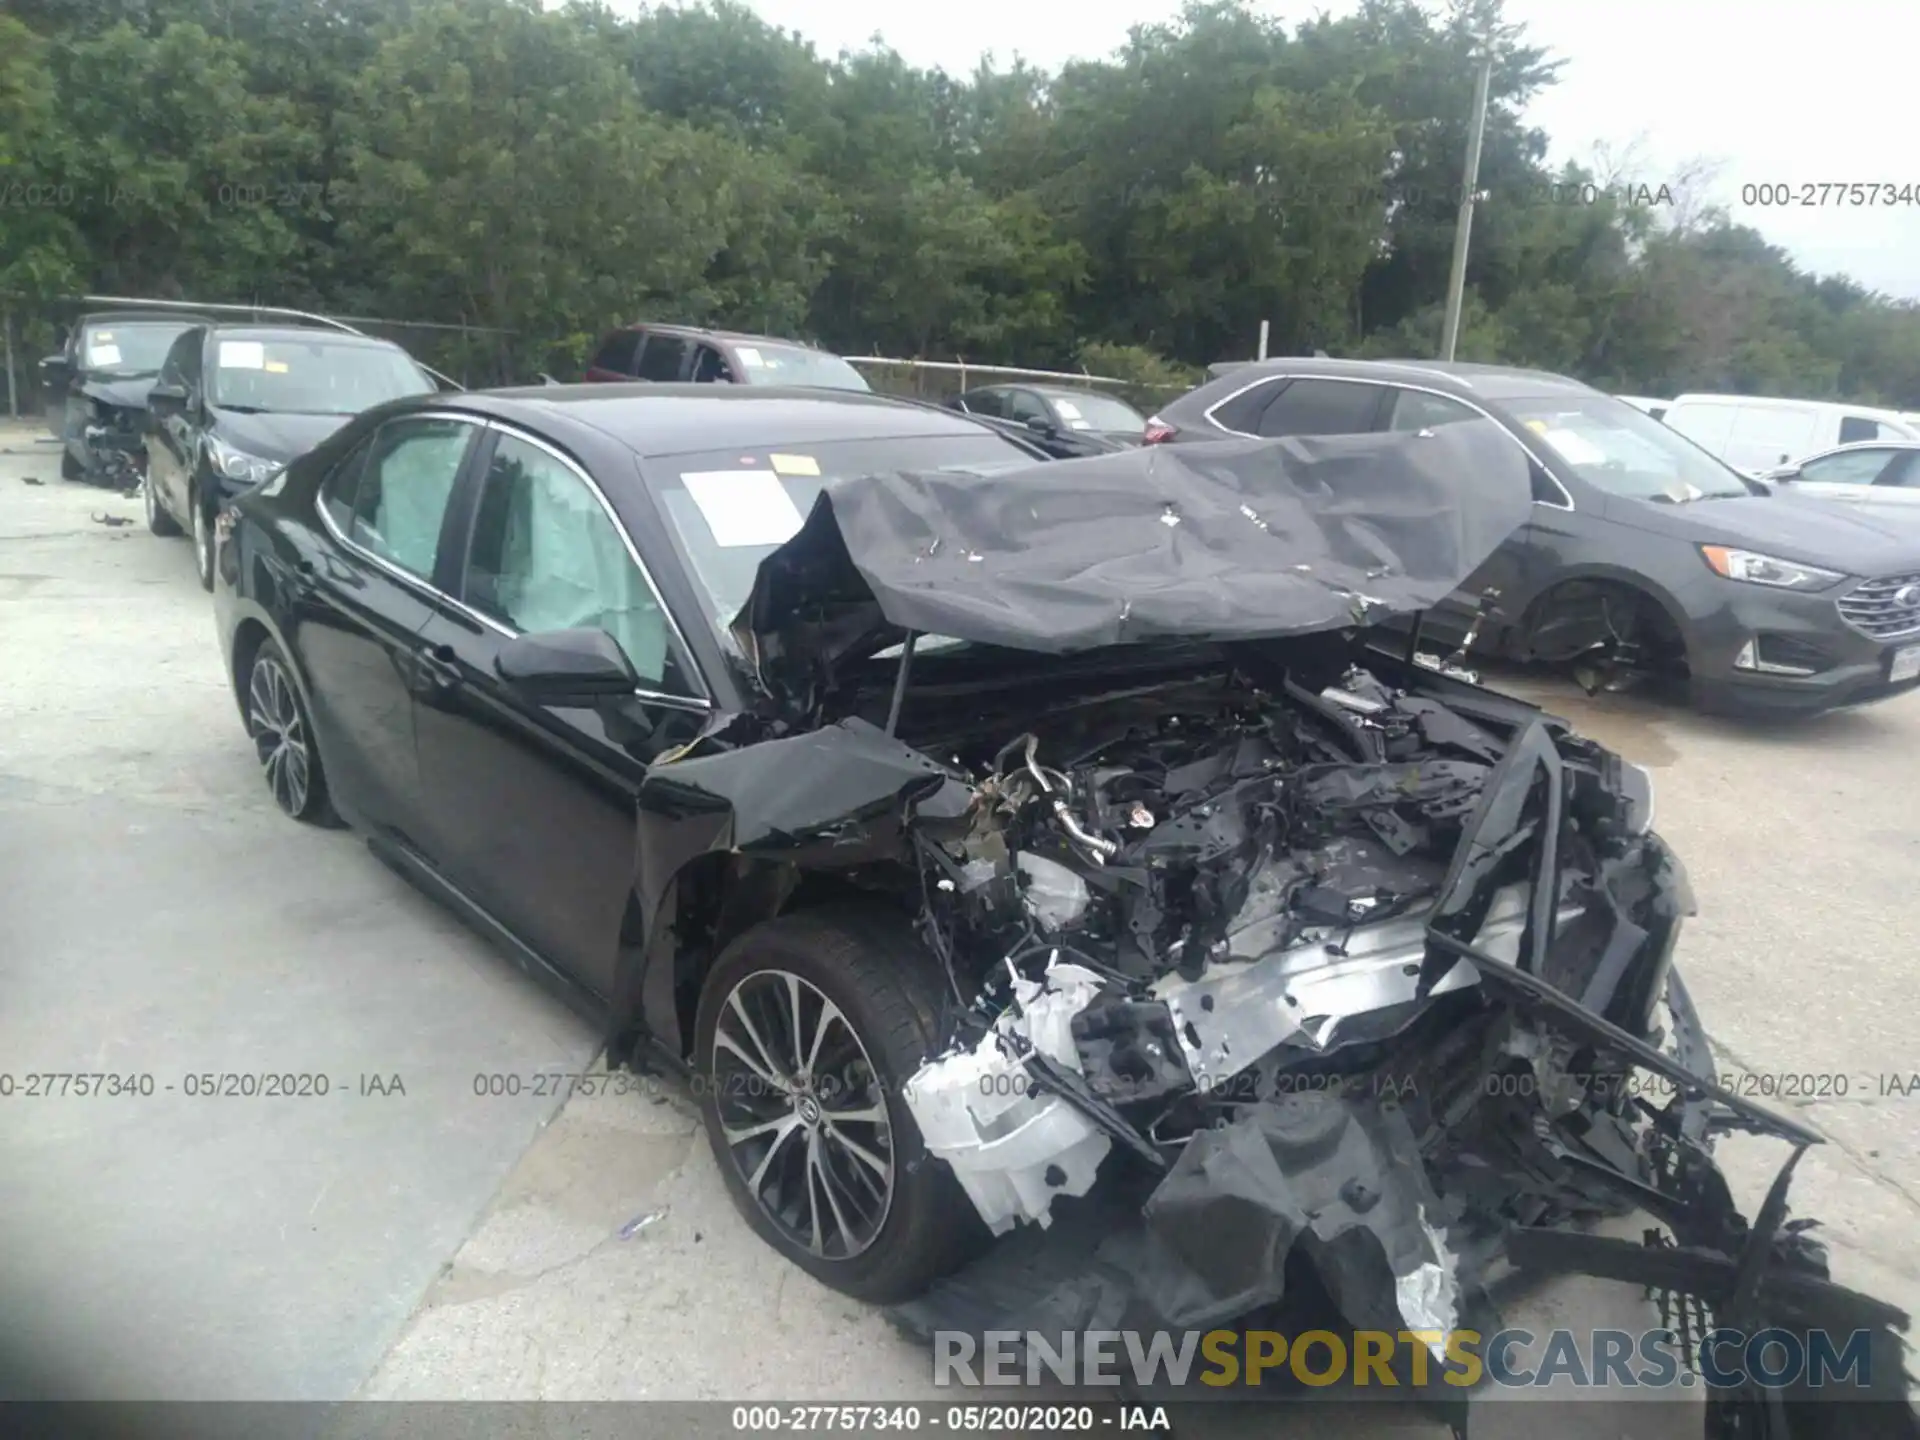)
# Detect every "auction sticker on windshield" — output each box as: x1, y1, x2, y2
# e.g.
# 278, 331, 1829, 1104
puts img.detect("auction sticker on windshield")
734, 346, 766, 369
219, 340, 265, 369
1892, 645, 1920, 684
87, 343, 122, 367
769, 453, 820, 476
681, 469, 805, 547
